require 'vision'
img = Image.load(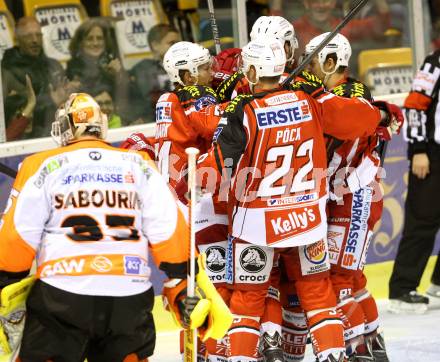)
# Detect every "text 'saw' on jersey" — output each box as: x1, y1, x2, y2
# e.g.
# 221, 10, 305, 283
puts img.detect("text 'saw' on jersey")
403, 49, 440, 156
0, 140, 189, 297
197, 86, 381, 248
155, 85, 218, 189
